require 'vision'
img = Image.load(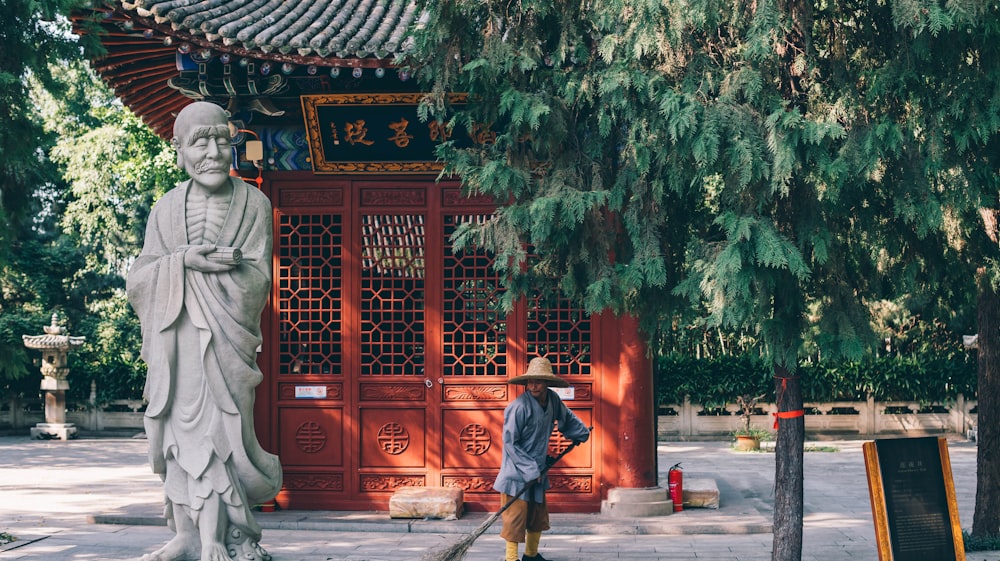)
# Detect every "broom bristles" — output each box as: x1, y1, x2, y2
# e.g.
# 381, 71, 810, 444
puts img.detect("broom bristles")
421, 435, 589, 561
420, 533, 475, 561
420, 511, 501, 561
